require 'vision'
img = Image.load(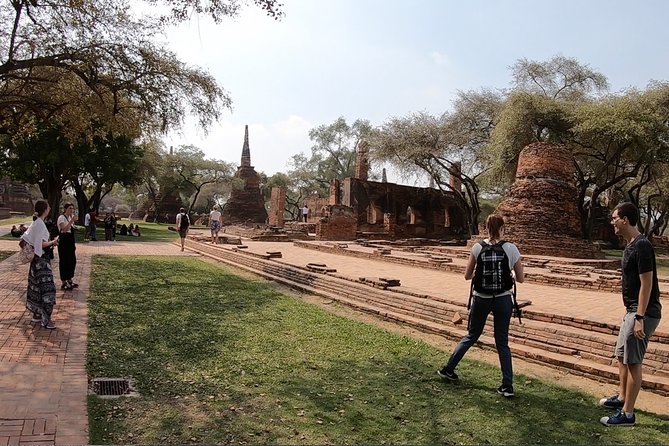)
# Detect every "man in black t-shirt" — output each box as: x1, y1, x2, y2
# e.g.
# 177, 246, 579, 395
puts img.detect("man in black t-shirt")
599, 202, 662, 427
